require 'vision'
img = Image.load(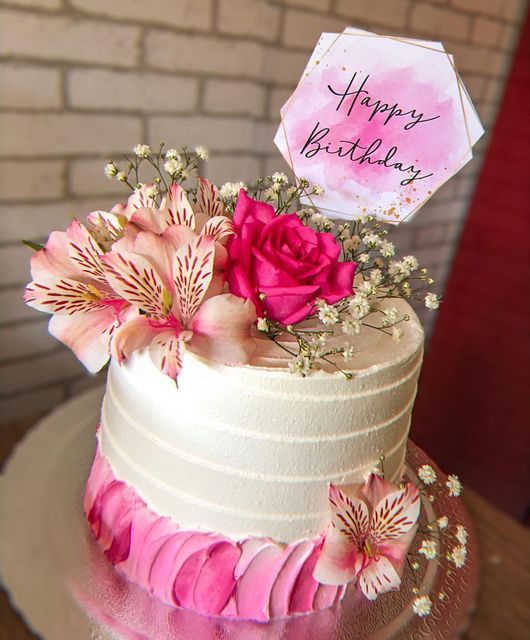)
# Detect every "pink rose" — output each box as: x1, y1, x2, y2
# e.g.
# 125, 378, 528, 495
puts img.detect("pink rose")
226, 190, 356, 325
